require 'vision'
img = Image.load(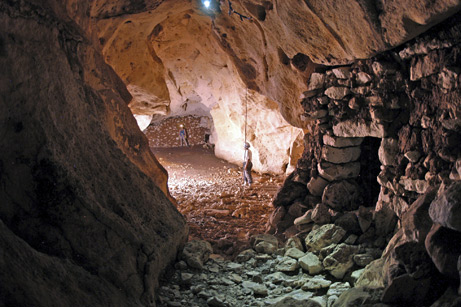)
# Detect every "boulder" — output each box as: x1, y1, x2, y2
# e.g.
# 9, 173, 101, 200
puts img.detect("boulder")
322, 180, 361, 211
273, 172, 308, 207
425, 224, 461, 279
285, 237, 304, 252
353, 254, 375, 267
181, 240, 213, 270
323, 243, 360, 279
321, 146, 361, 164
305, 224, 346, 252
429, 182, 461, 232
299, 252, 324, 275
288, 201, 309, 218
318, 162, 361, 181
